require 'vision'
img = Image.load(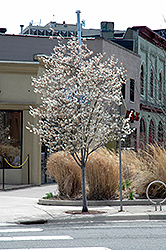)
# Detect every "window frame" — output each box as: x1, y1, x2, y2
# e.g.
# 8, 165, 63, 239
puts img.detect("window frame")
158, 121, 164, 144
150, 68, 154, 98
130, 78, 135, 102
149, 119, 155, 144
140, 64, 144, 96
158, 71, 162, 101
